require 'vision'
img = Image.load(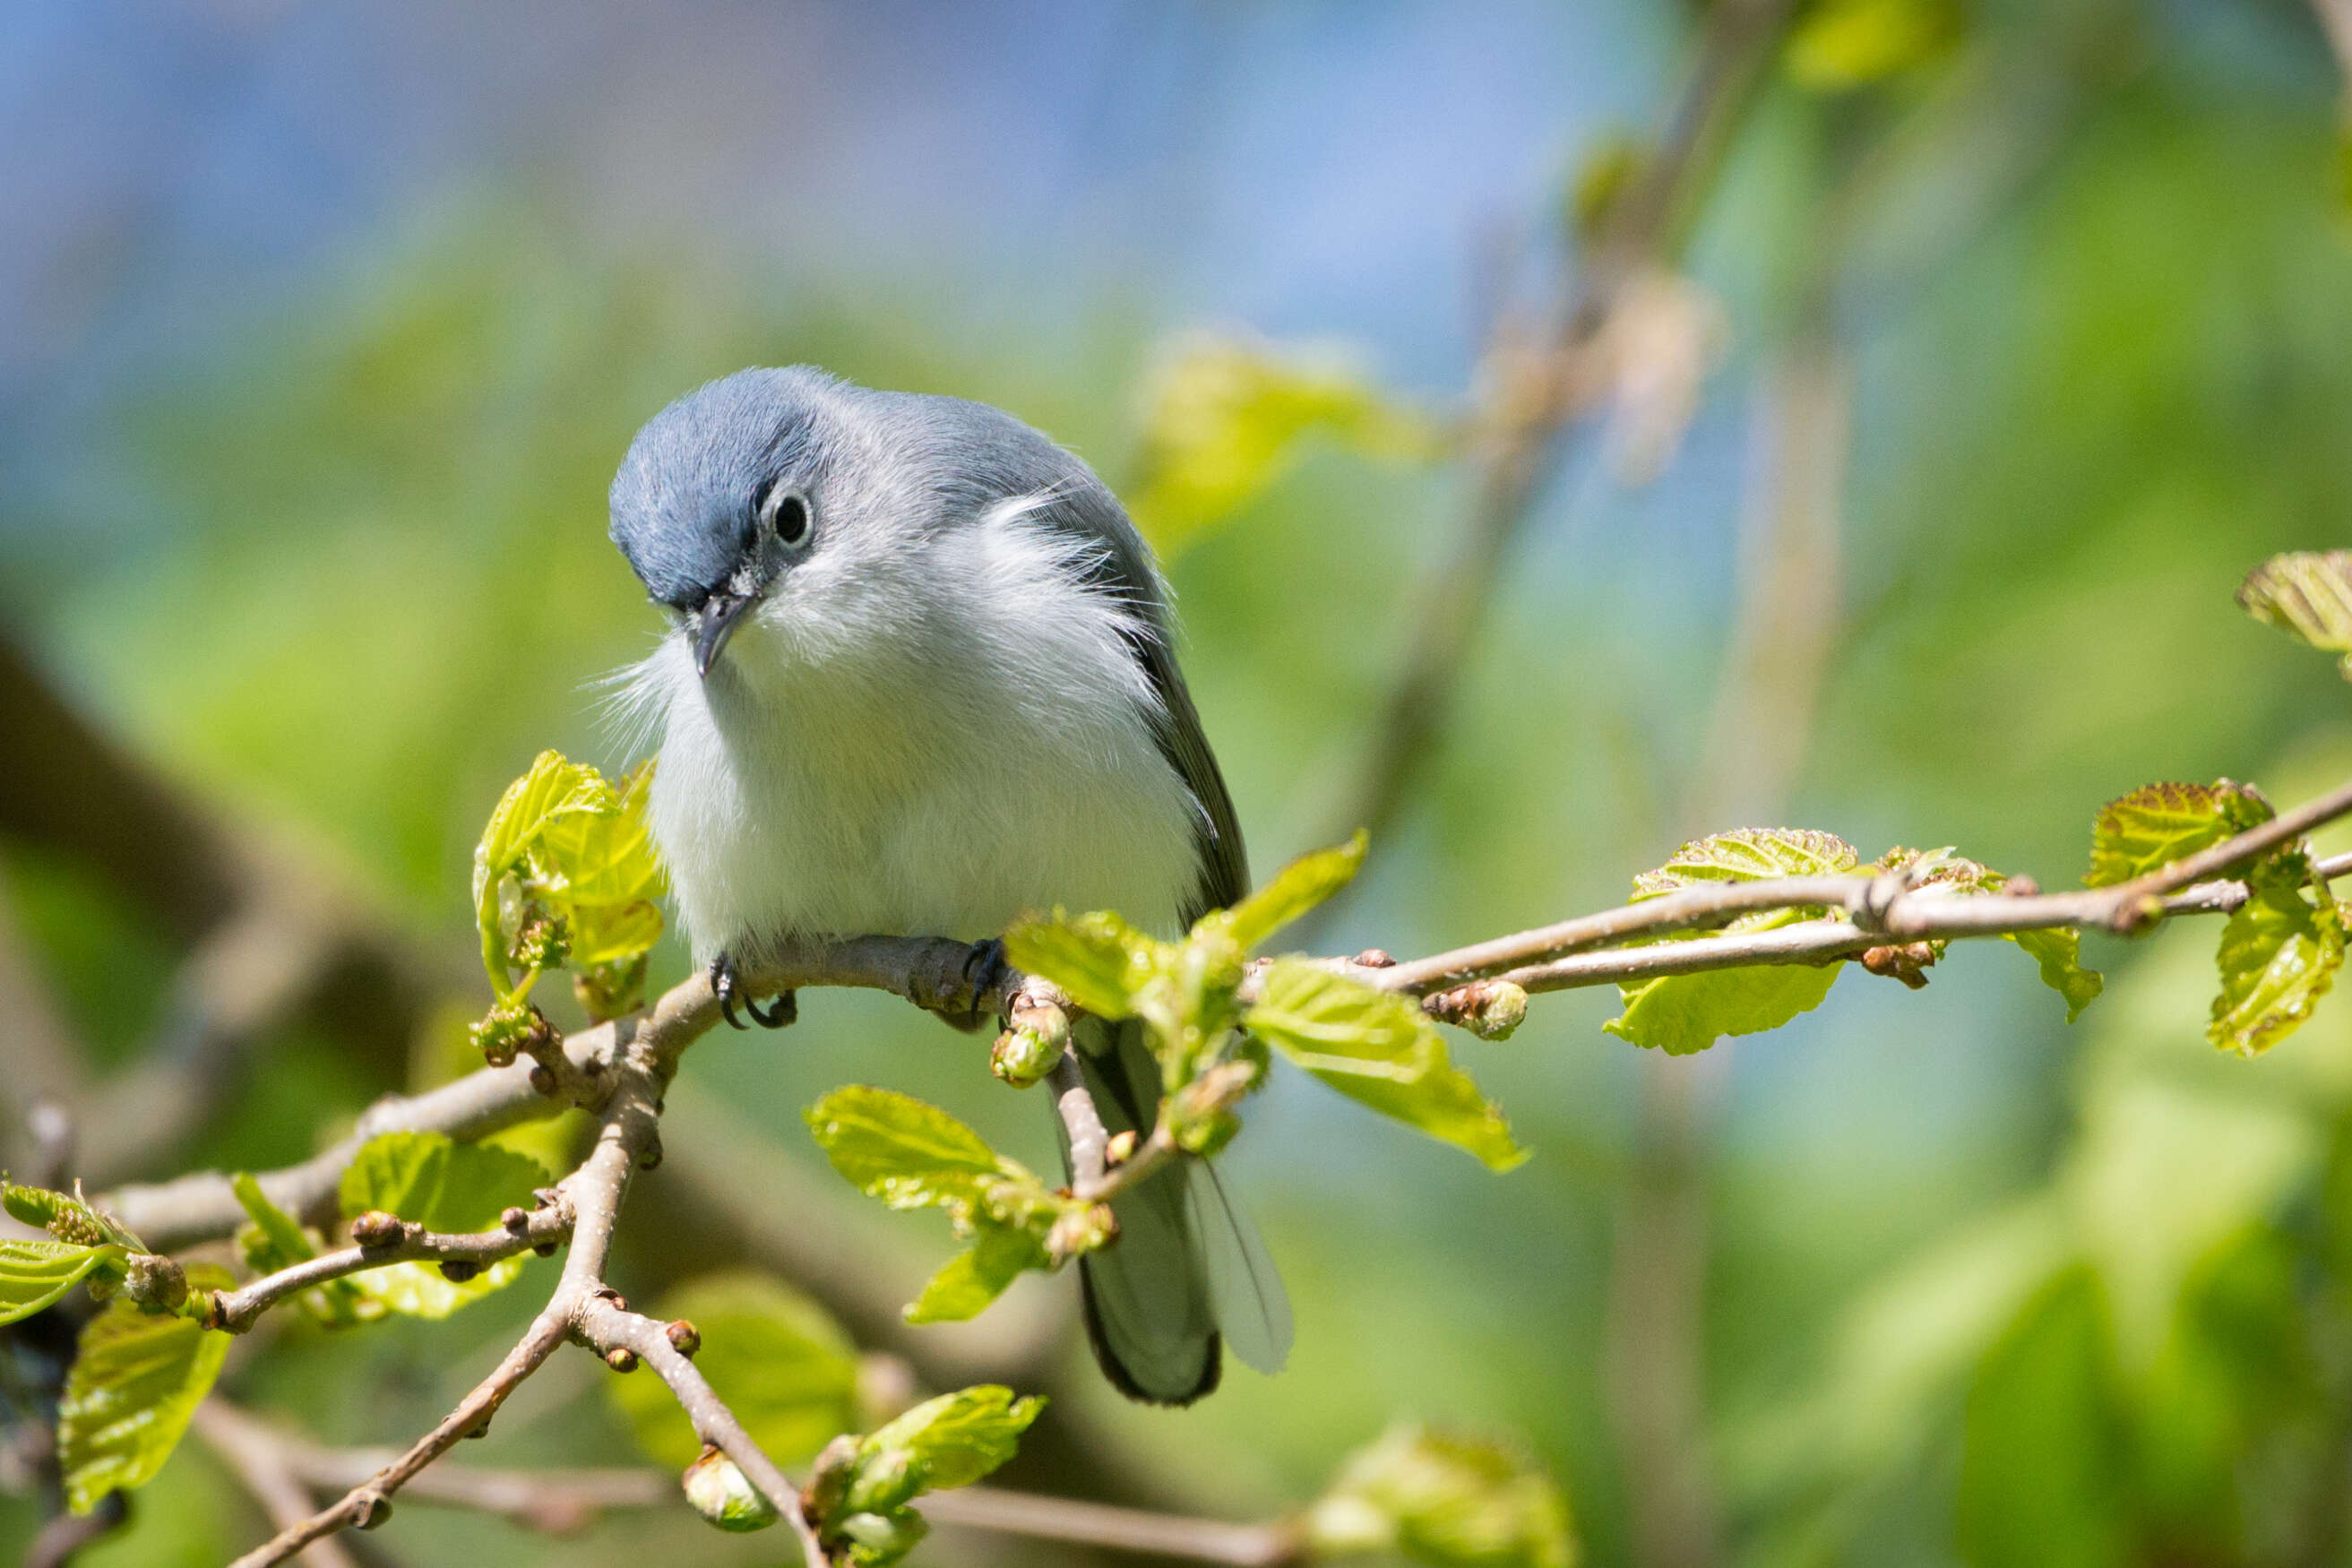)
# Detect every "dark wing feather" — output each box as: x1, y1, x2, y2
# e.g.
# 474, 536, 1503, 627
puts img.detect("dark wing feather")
1032, 485, 1250, 926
